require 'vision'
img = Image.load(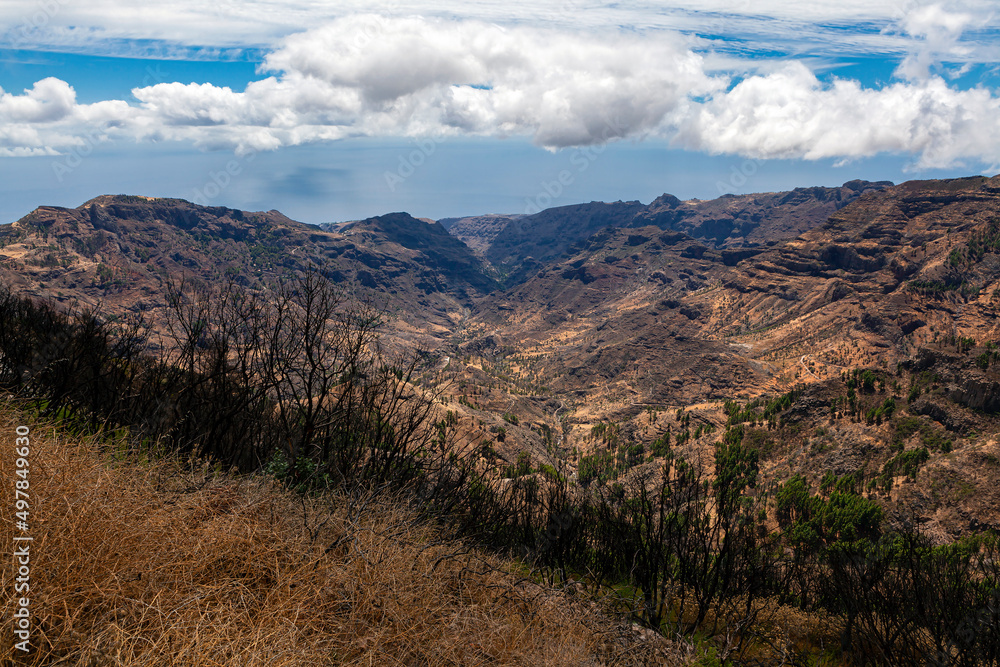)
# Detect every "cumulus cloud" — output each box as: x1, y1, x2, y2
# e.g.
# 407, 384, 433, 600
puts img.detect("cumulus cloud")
674, 62, 1000, 169
123, 16, 720, 153
128, 76, 361, 152
0, 78, 77, 122
0, 78, 132, 156
2, 13, 1000, 169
